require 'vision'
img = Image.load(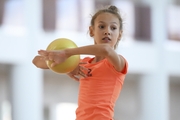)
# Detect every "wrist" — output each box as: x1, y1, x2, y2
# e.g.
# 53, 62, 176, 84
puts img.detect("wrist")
64, 48, 73, 58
